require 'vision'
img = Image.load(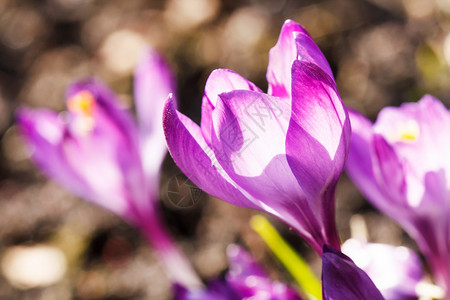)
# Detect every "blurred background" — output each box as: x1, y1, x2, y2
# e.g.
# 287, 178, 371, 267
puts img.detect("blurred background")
0, 0, 450, 299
